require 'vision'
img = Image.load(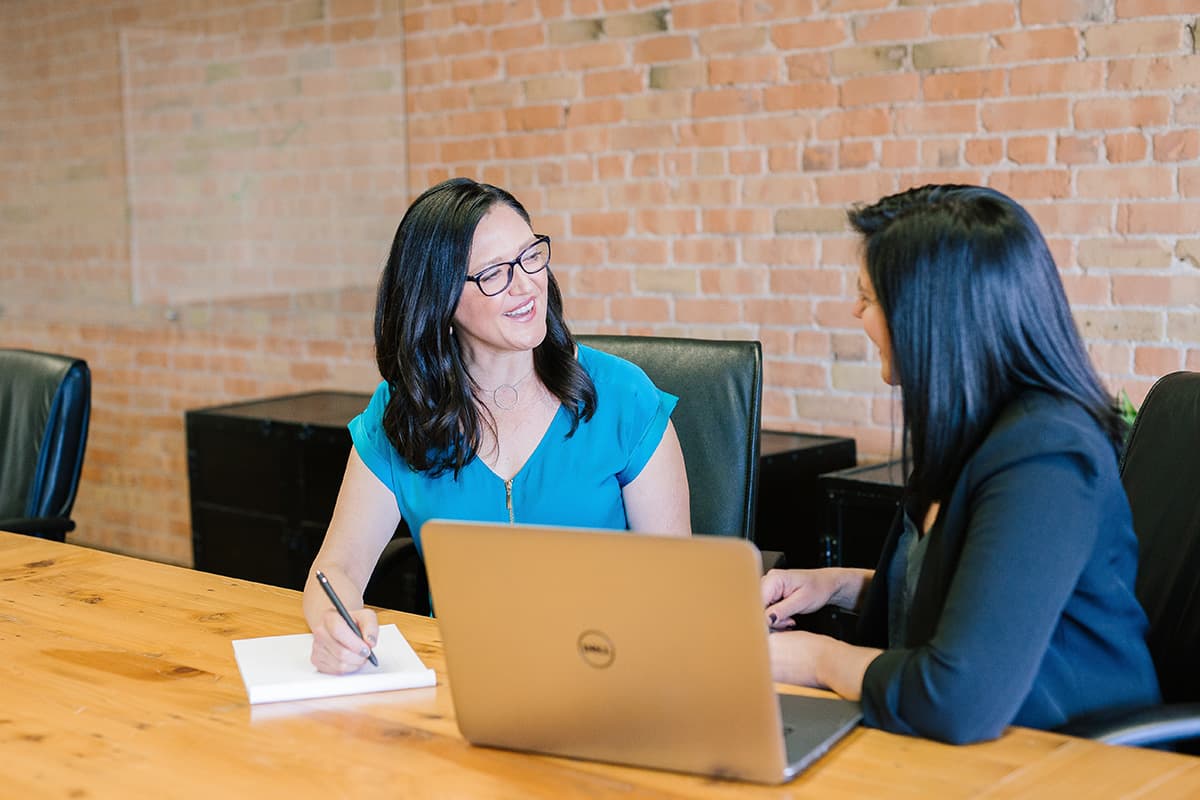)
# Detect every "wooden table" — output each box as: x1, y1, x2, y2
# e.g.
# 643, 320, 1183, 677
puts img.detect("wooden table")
2, 533, 1197, 798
